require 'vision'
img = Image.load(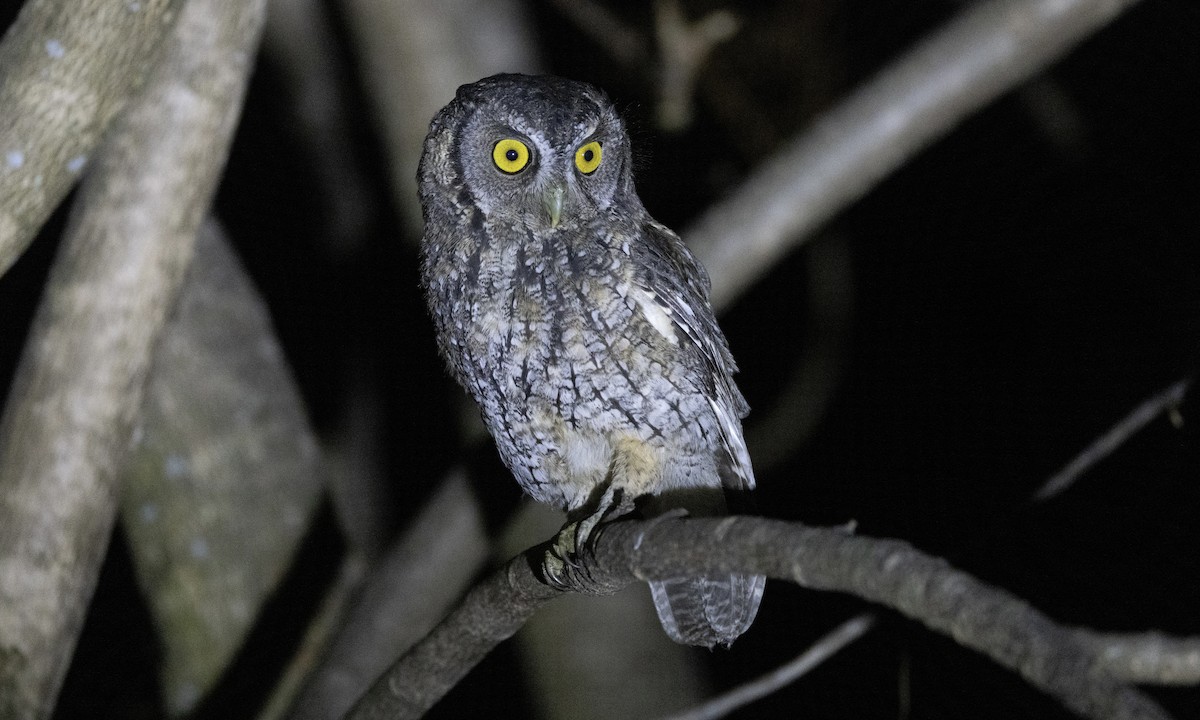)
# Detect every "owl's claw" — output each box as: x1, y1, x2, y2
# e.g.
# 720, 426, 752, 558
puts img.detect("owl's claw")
541, 547, 571, 590
541, 485, 635, 594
